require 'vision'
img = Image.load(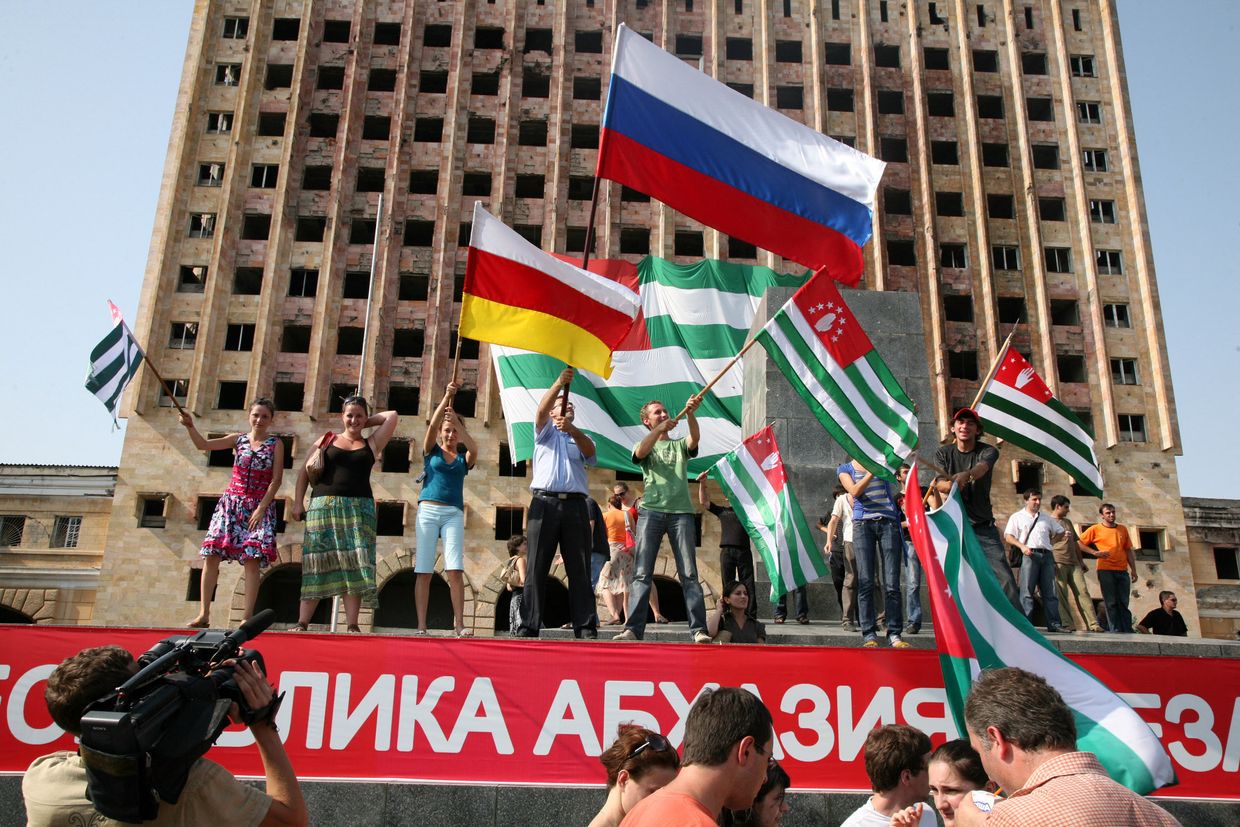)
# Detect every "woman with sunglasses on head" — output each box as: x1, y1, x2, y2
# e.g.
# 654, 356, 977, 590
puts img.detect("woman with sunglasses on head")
588, 725, 681, 827
708, 581, 766, 644
290, 394, 398, 632
179, 397, 283, 627
720, 762, 792, 827
890, 739, 995, 827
